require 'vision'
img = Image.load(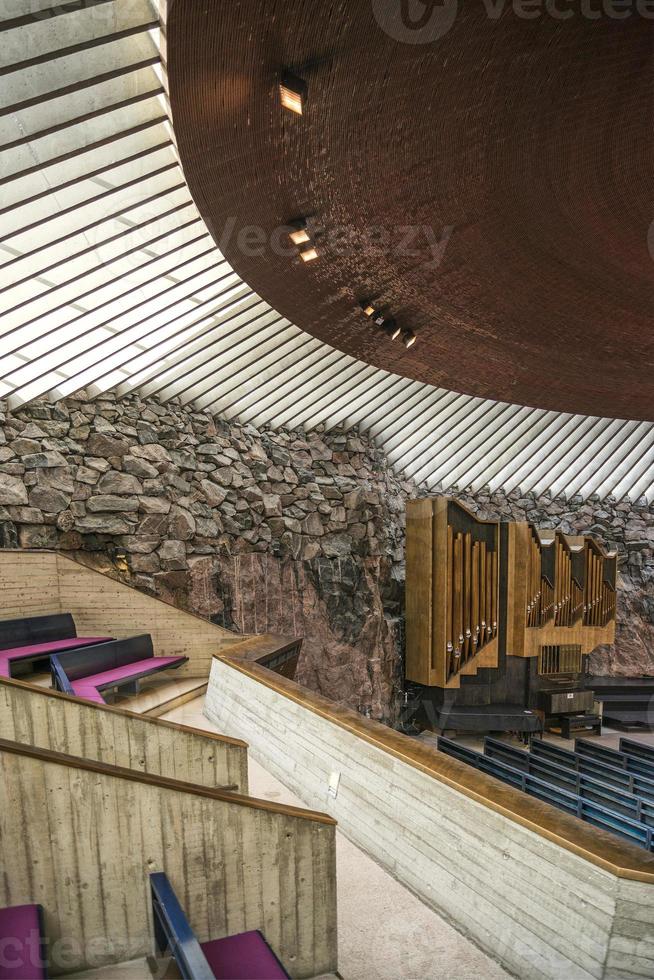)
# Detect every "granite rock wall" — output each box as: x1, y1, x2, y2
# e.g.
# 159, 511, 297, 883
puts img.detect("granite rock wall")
0, 392, 651, 720
0, 392, 410, 721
